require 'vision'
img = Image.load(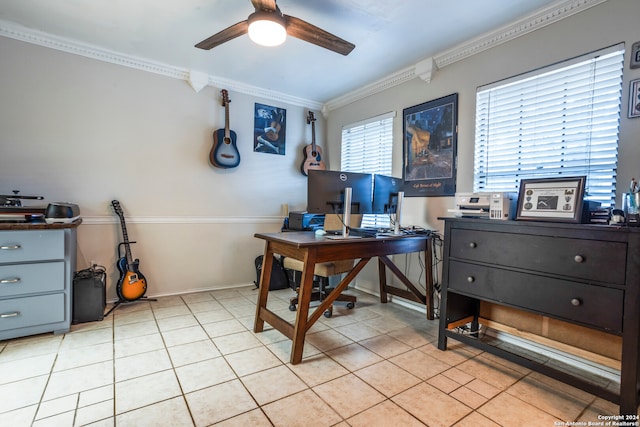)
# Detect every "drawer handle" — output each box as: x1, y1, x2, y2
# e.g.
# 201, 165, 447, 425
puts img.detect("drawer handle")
0, 277, 21, 284
0, 245, 21, 250
570, 298, 582, 307
467, 276, 475, 283
0, 312, 20, 318
574, 255, 584, 263
469, 242, 477, 248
